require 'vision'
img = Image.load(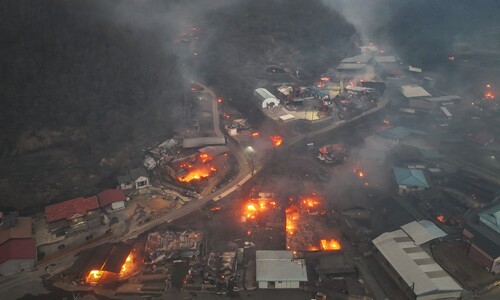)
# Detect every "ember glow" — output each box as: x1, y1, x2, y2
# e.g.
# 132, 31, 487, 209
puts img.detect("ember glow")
242, 199, 277, 221
270, 135, 283, 147
285, 205, 299, 235
485, 91, 495, 100
320, 239, 341, 250
177, 165, 216, 182
120, 253, 134, 276
176, 153, 217, 183
436, 215, 445, 223
251, 131, 260, 137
